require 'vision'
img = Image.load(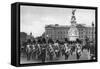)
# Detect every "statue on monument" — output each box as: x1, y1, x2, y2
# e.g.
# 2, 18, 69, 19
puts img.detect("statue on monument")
72, 9, 76, 15
68, 9, 79, 41
71, 9, 76, 24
